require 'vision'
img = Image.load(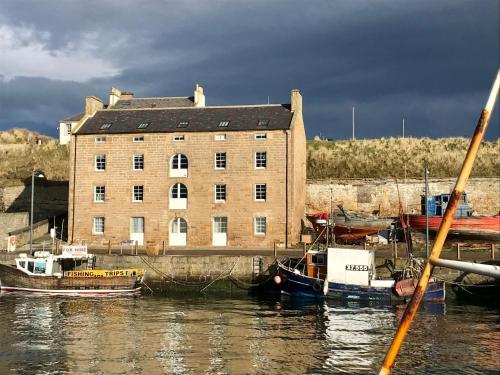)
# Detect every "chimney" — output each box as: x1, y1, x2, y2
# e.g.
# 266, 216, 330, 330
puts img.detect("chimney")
291, 89, 302, 114
109, 87, 122, 106
194, 84, 205, 107
85, 96, 104, 116
120, 91, 134, 100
